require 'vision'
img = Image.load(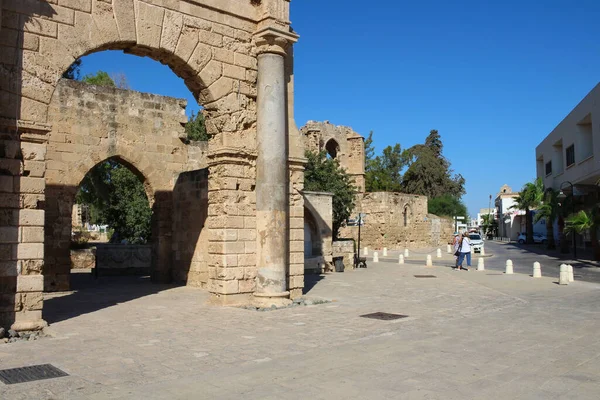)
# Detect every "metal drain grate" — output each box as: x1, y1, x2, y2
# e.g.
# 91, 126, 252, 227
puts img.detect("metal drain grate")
360, 312, 408, 320
0, 364, 68, 385
414, 275, 436, 278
